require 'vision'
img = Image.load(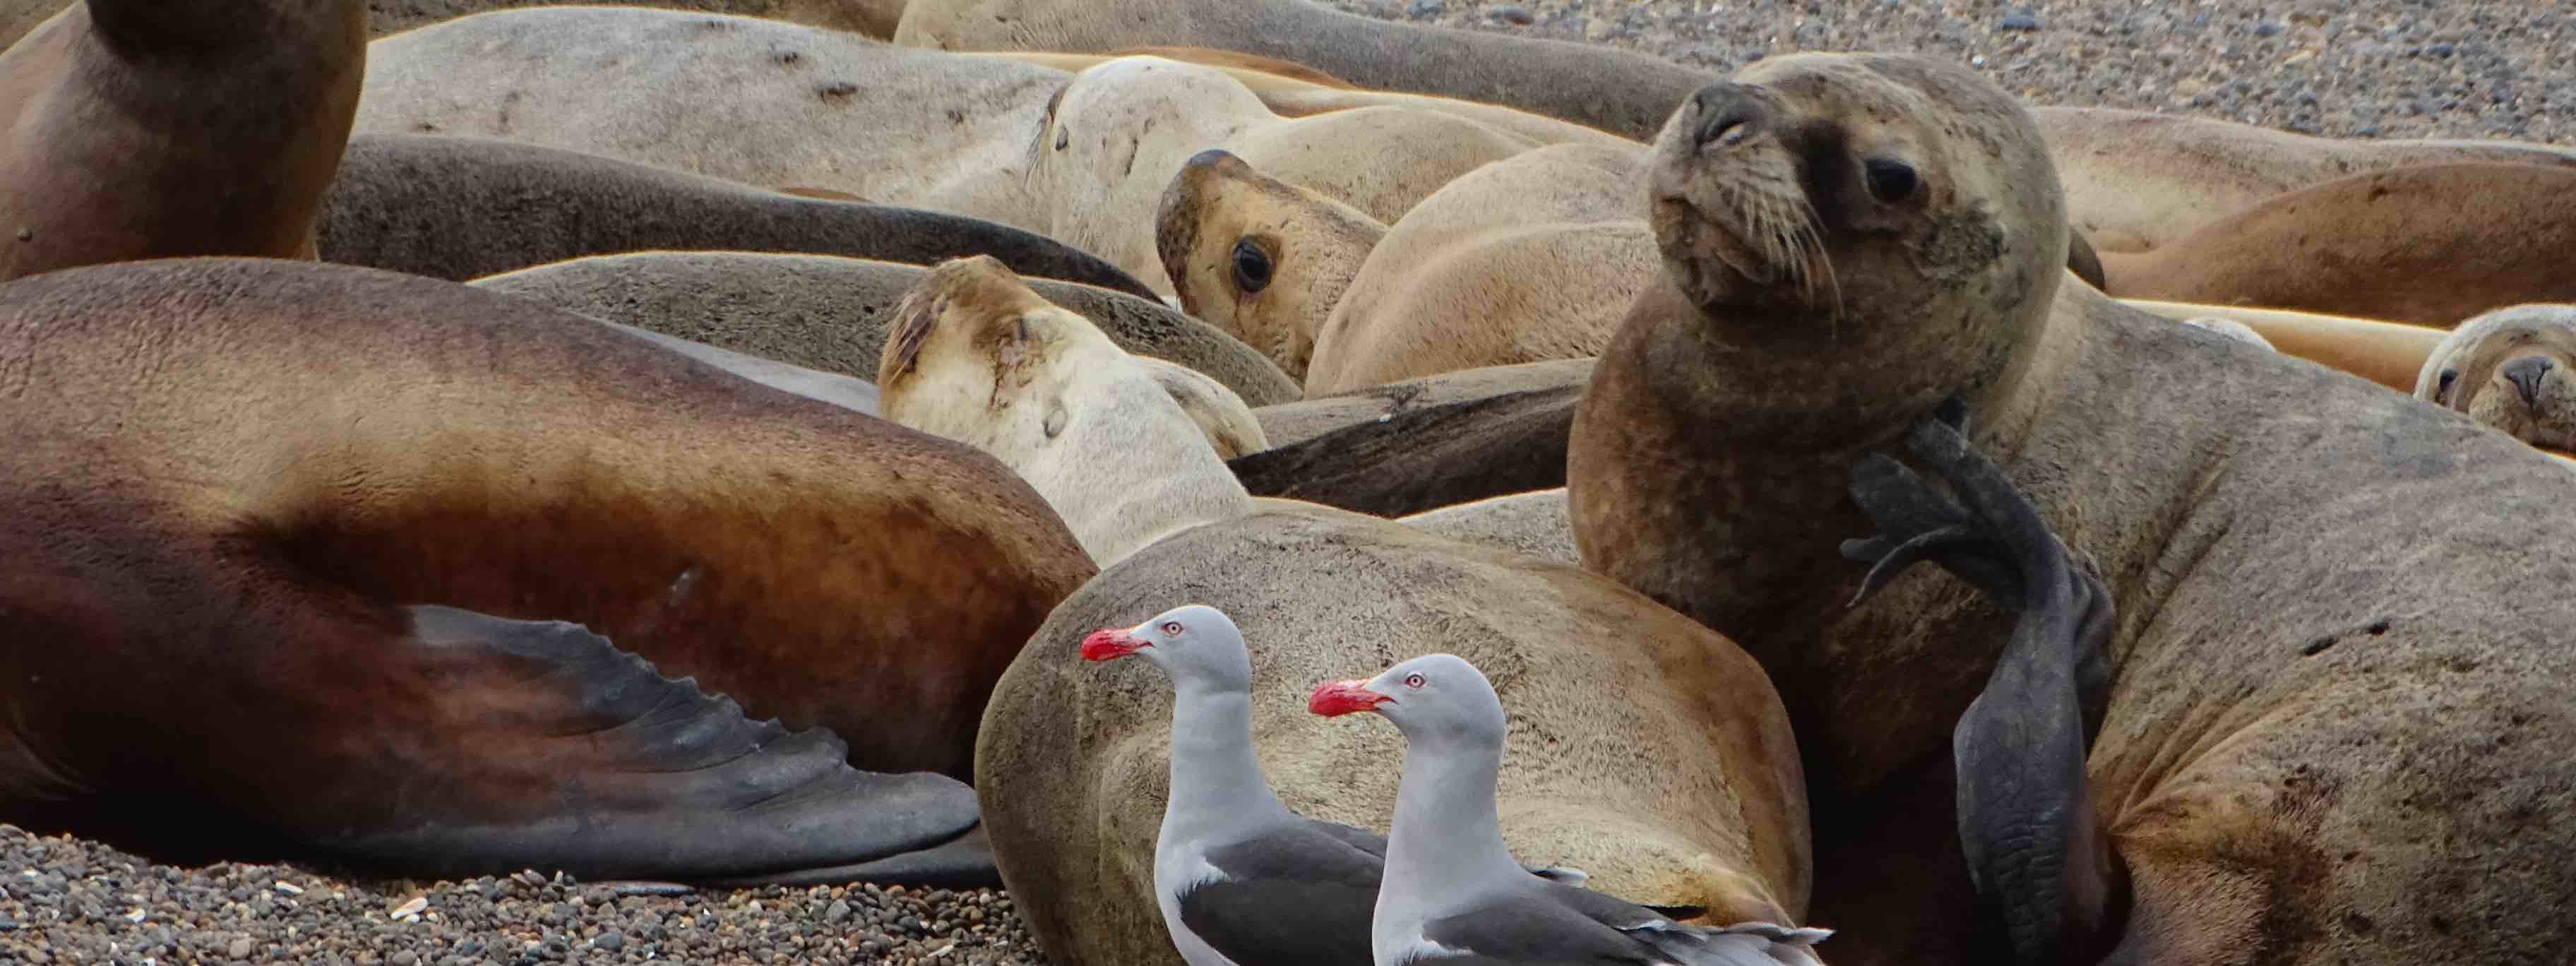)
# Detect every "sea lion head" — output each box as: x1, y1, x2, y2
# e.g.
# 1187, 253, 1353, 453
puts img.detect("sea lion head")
1155, 148, 1386, 381
2417, 303, 2576, 451
879, 255, 1086, 451
1643, 52, 2068, 436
